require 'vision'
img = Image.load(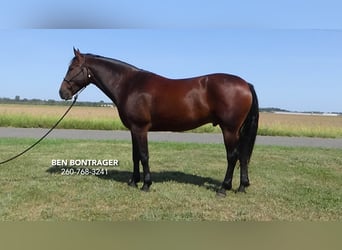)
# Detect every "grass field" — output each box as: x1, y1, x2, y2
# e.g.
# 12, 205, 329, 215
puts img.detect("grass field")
0, 138, 341, 221
0, 104, 125, 130
0, 104, 341, 138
